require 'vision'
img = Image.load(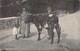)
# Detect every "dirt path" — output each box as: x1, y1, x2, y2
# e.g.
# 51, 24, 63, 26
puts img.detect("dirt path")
0, 11, 80, 51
